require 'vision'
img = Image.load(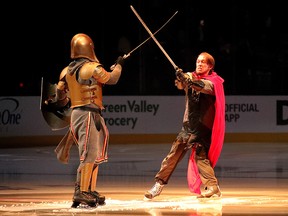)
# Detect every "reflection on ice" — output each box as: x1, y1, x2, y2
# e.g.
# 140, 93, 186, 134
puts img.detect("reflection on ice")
1, 193, 288, 216
0, 196, 222, 215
